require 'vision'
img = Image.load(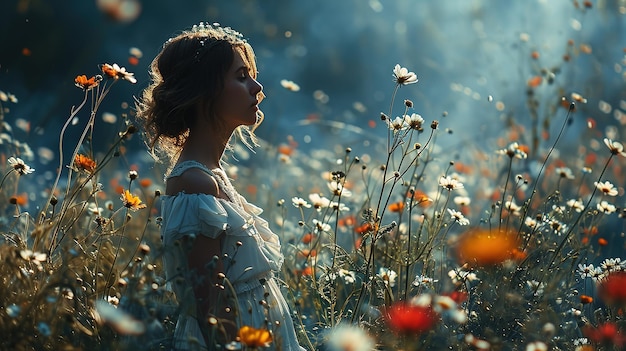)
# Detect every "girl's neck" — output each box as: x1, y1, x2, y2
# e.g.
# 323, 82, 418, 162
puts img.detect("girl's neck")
179, 129, 232, 170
